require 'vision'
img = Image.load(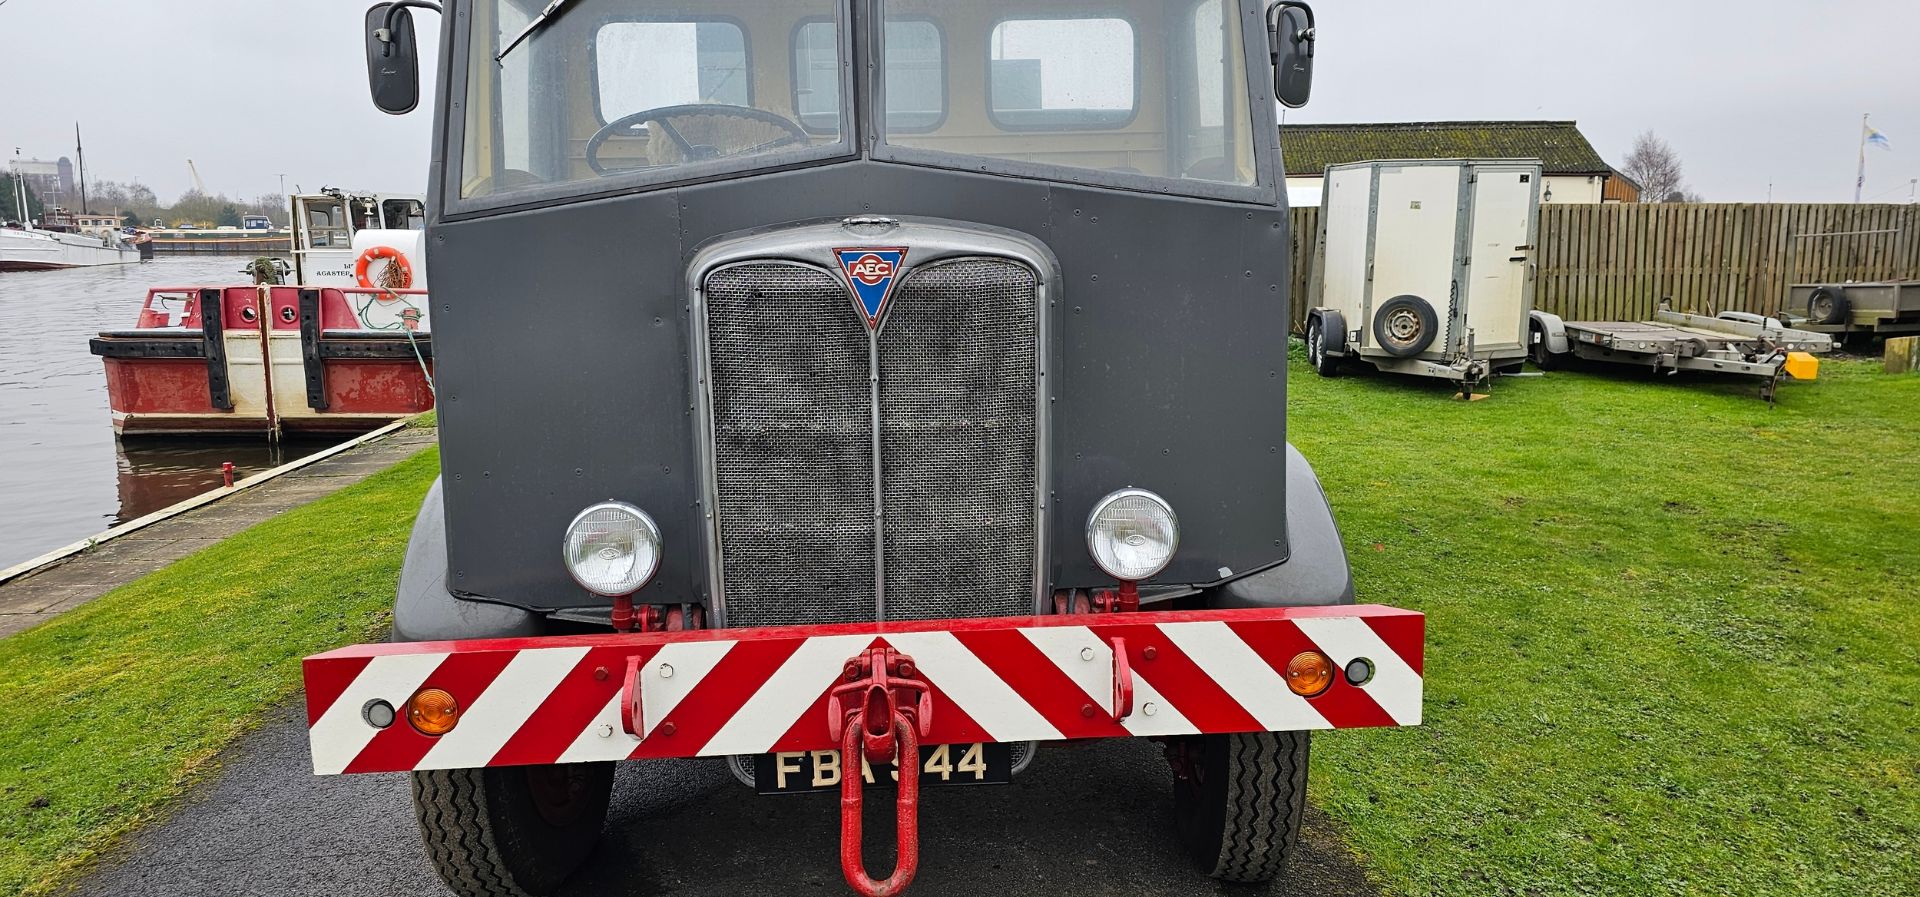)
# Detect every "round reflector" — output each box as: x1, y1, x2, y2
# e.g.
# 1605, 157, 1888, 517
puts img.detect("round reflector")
408, 688, 460, 736
362, 699, 396, 730
1285, 652, 1334, 697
